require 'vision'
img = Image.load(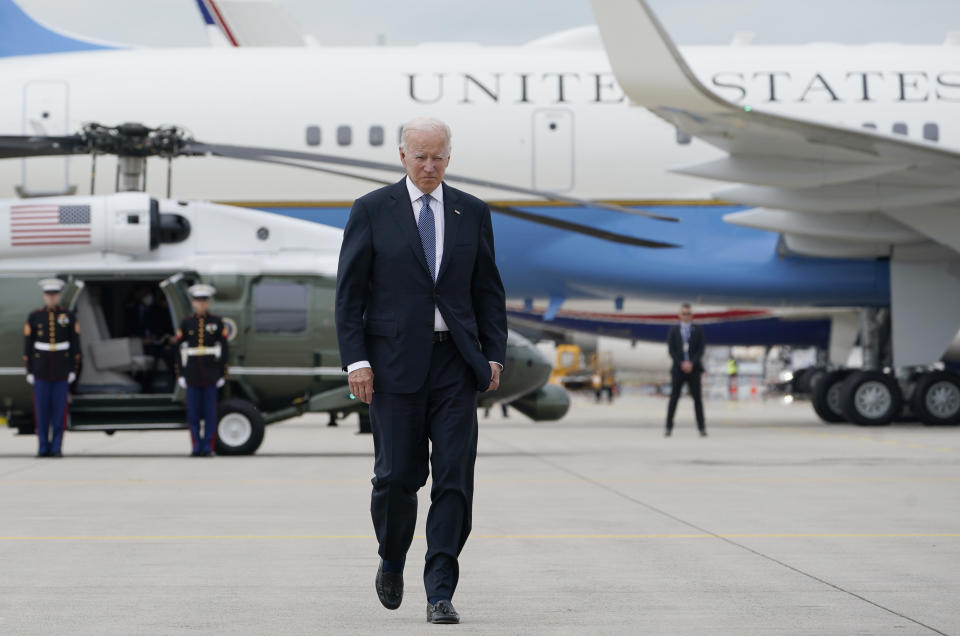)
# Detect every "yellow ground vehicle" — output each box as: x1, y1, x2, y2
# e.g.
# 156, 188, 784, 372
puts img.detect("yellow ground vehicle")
550, 344, 617, 401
